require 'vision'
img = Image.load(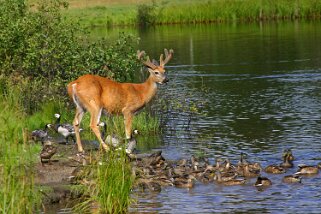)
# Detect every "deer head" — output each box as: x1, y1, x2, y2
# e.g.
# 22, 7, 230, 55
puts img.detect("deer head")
137, 49, 174, 84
